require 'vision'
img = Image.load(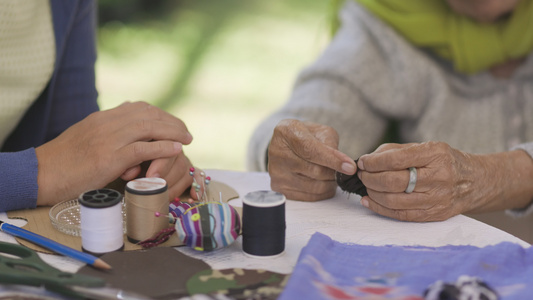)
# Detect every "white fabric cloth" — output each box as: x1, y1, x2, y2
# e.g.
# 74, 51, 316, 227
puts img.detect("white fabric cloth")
0, 0, 55, 146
